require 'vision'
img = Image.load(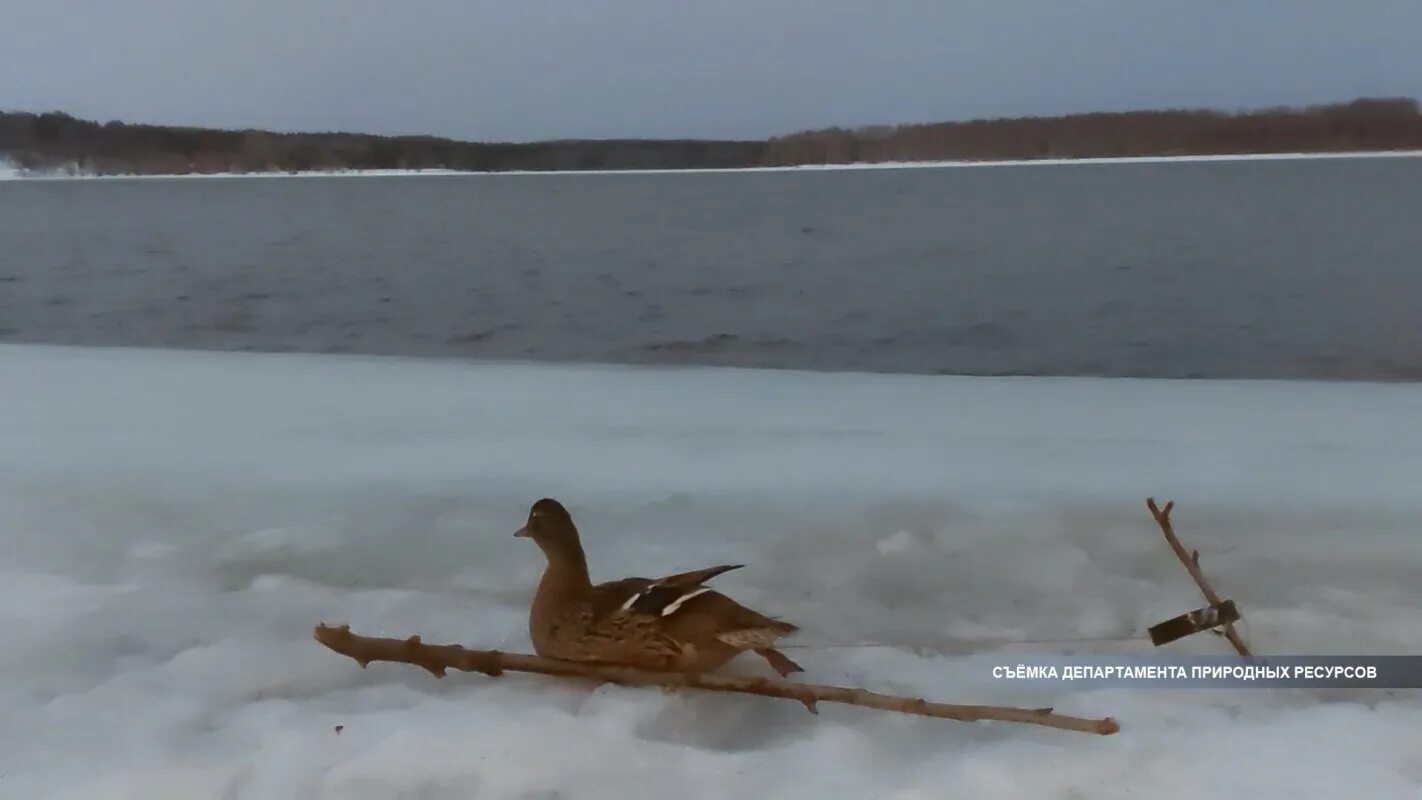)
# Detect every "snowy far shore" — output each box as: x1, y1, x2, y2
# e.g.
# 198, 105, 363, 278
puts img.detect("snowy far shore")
4, 343, 1421, 798
4, 149, 1422, 181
